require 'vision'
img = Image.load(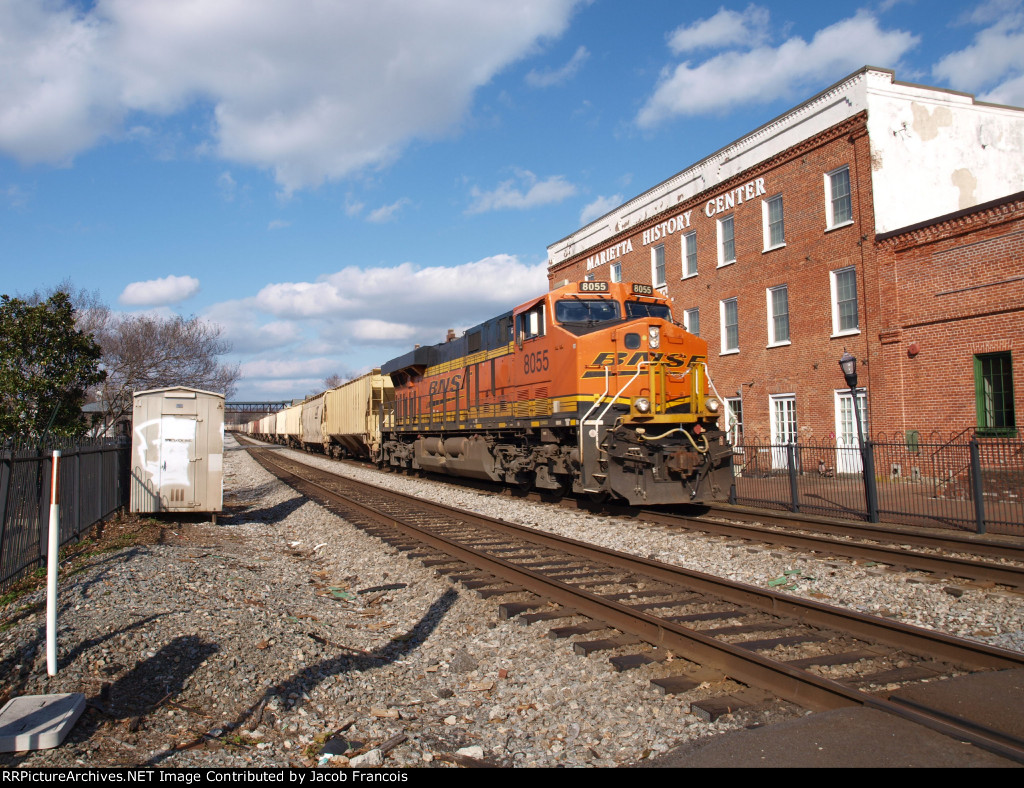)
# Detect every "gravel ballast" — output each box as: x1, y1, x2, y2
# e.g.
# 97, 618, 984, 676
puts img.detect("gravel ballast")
1, 434, 1022, 768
